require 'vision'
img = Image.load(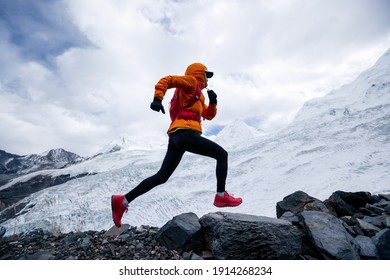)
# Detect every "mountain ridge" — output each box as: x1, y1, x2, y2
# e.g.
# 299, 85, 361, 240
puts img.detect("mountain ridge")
294, 47, 390, 123
0, 148, 83, 186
